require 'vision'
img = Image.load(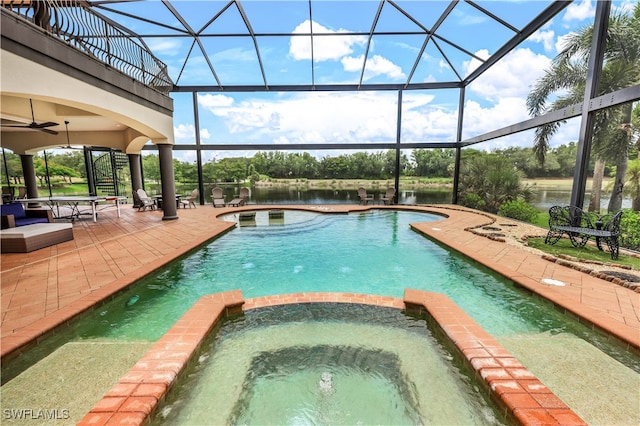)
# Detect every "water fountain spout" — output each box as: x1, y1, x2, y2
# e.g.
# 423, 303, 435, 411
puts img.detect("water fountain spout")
319, 372, 333, 394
